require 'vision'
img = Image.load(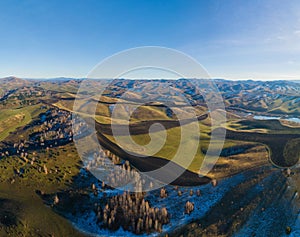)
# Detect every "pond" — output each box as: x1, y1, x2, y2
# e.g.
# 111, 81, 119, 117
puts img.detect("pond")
253, 115, 300, 124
